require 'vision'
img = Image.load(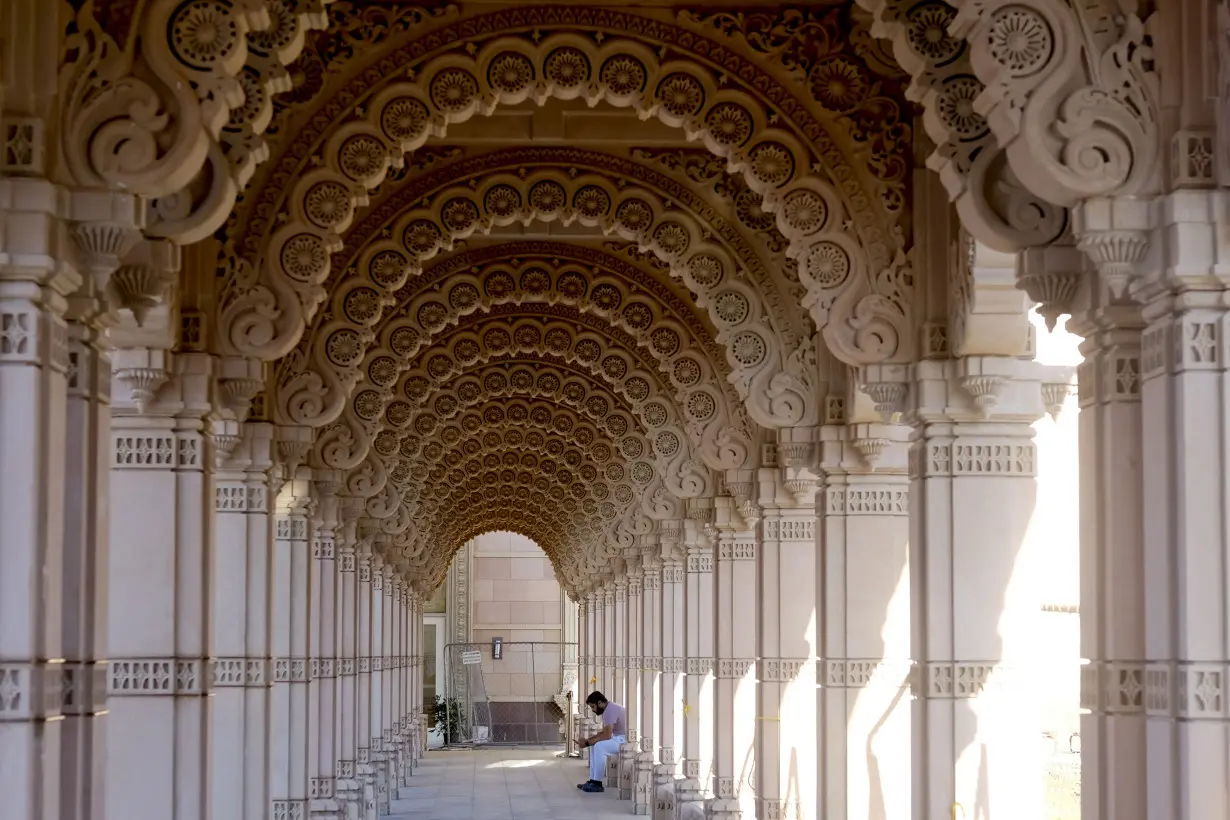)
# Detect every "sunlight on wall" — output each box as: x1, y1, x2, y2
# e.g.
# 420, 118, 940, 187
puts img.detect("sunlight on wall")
1026, 309, 1083, 817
